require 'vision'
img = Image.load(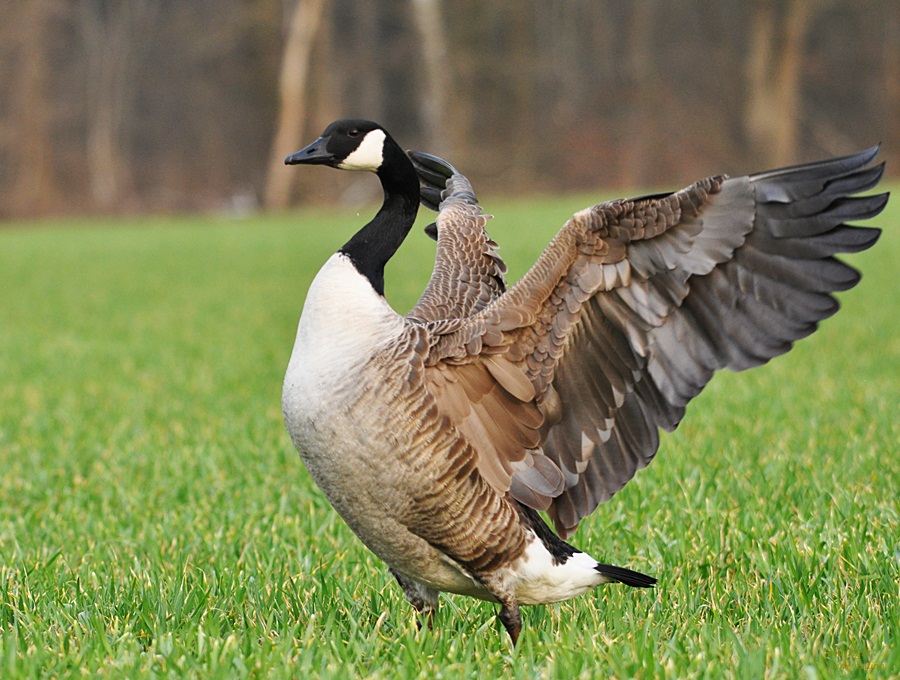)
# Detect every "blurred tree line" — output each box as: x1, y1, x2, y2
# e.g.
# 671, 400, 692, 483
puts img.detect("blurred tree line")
0, 0, 896, 219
